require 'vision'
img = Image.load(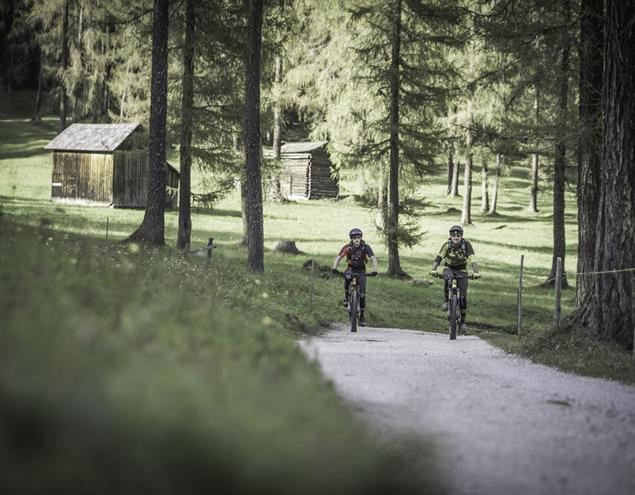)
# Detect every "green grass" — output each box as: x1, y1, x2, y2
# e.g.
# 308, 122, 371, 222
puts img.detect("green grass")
0, 217, 436, 494
1, 88, 634, 490
0, 91, 443, 494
